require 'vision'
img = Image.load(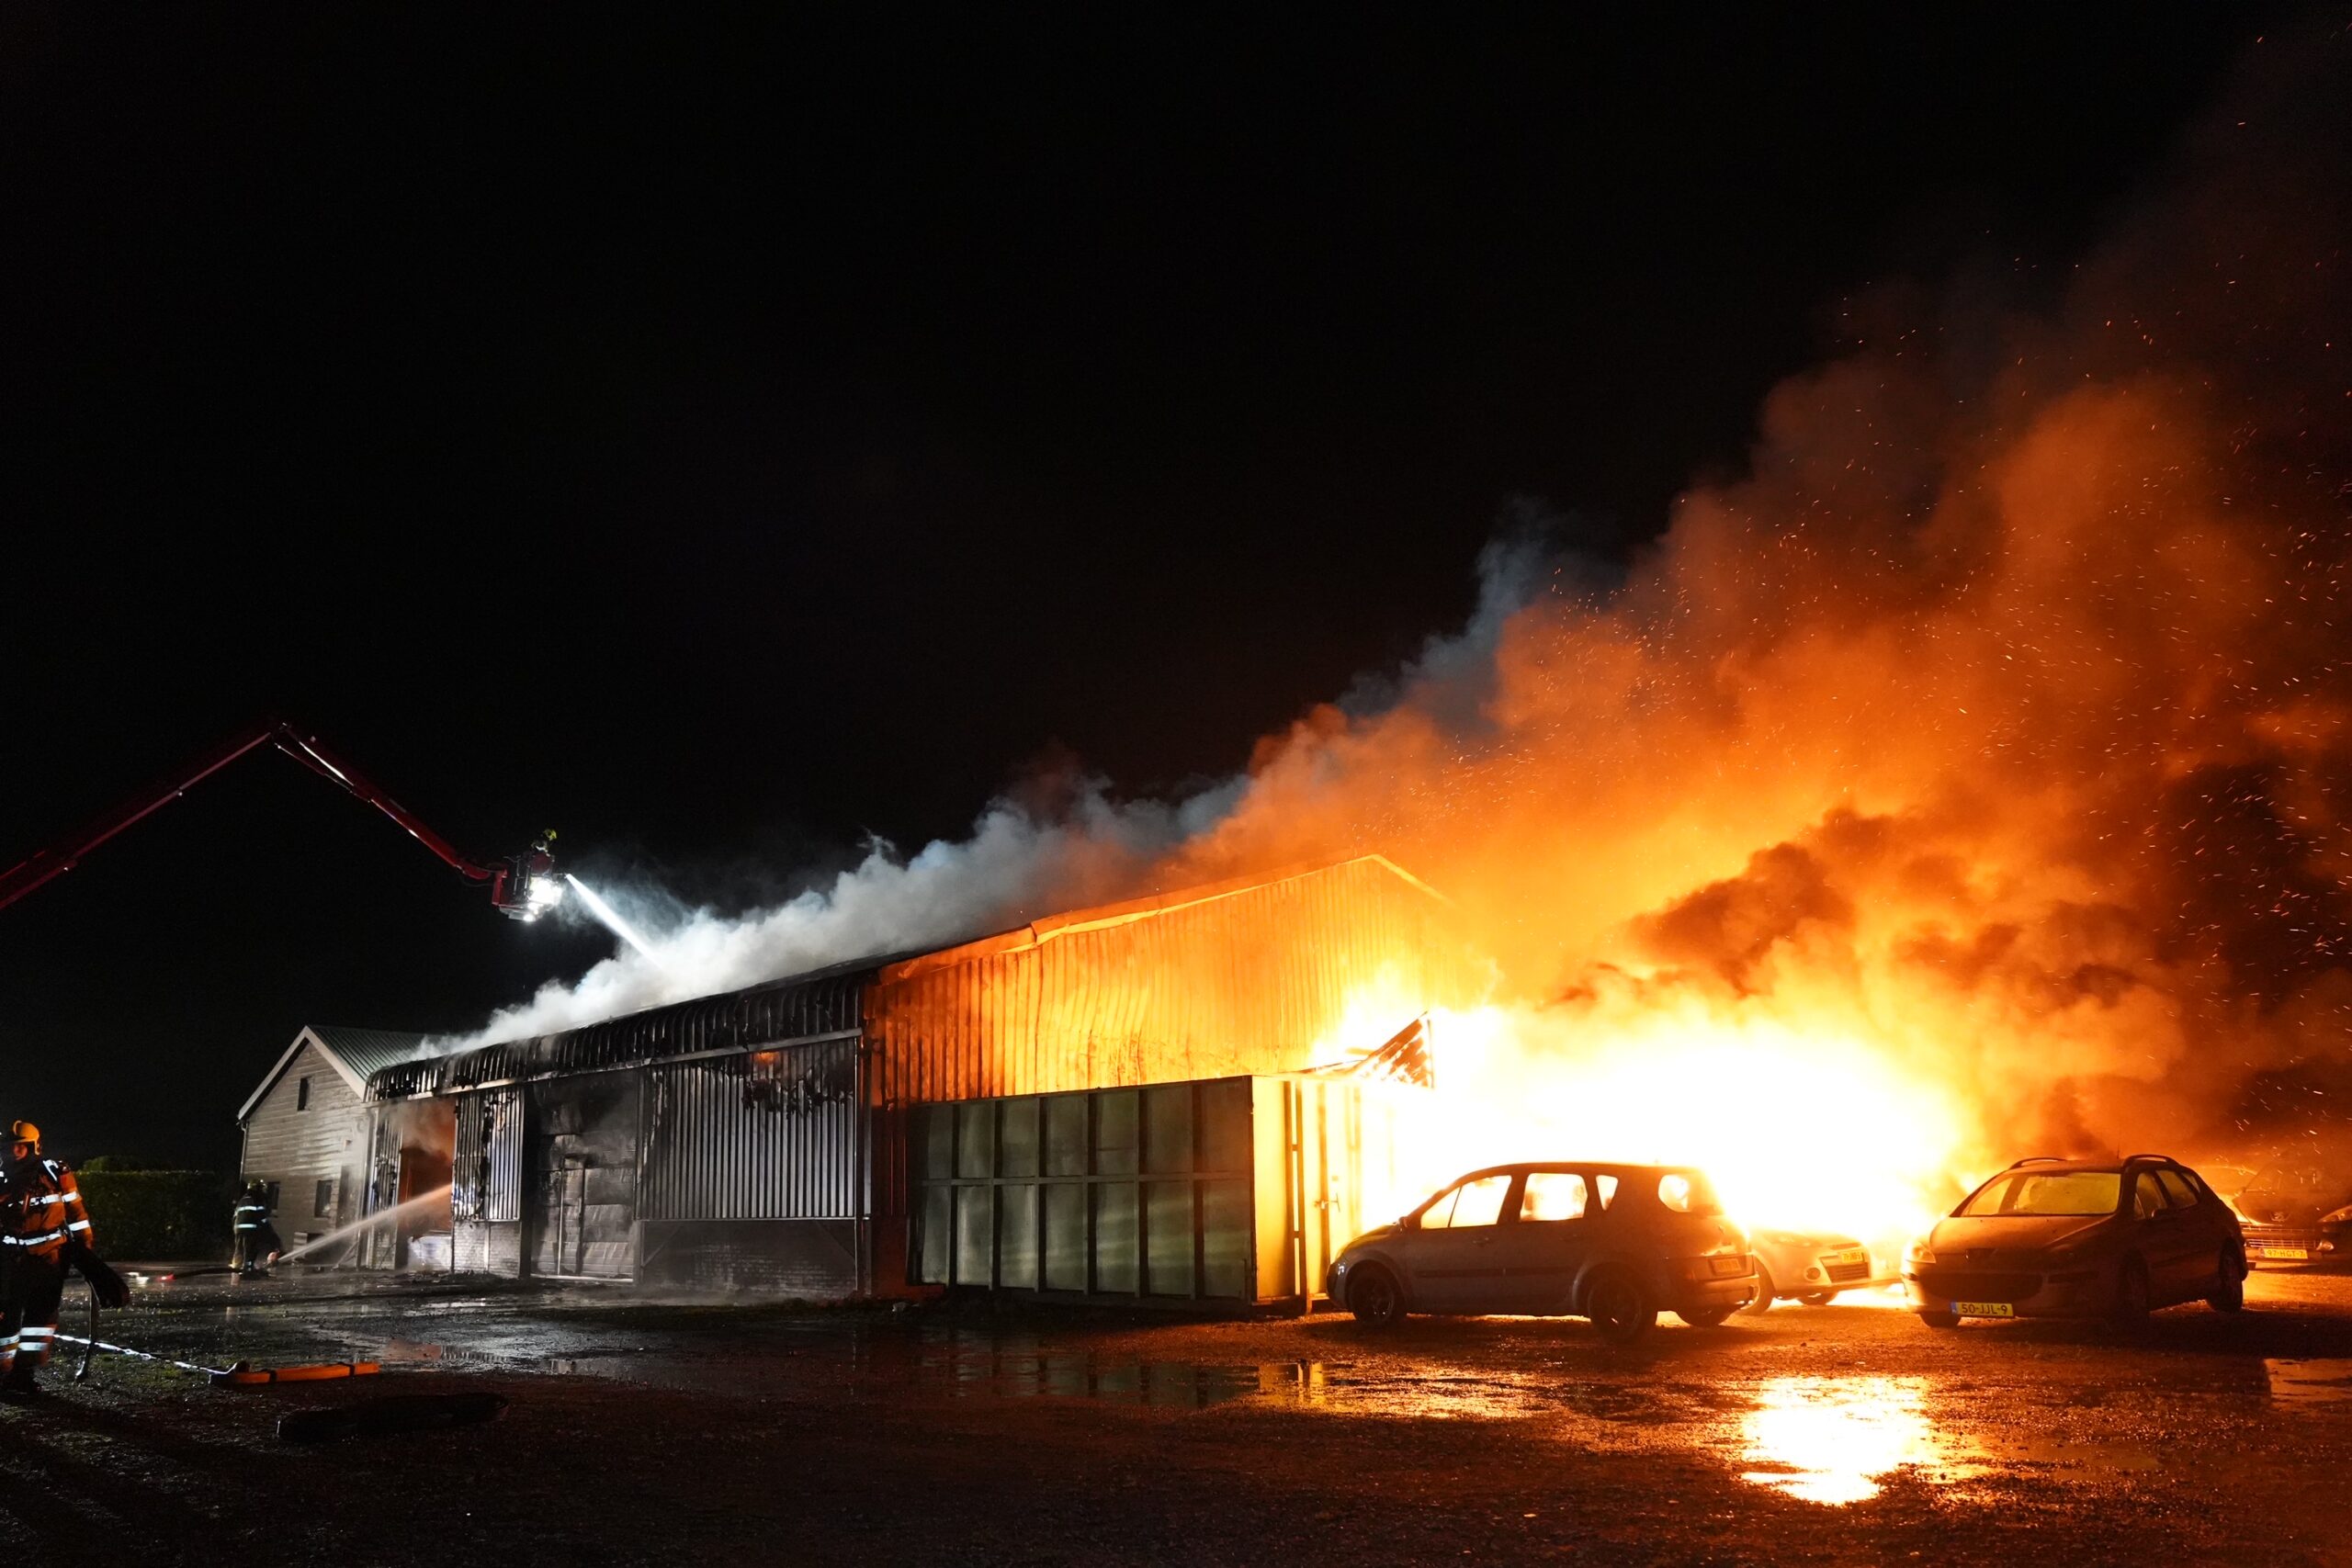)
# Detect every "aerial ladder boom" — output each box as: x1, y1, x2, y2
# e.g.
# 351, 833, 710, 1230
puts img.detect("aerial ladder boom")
0, 719, 560, 919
